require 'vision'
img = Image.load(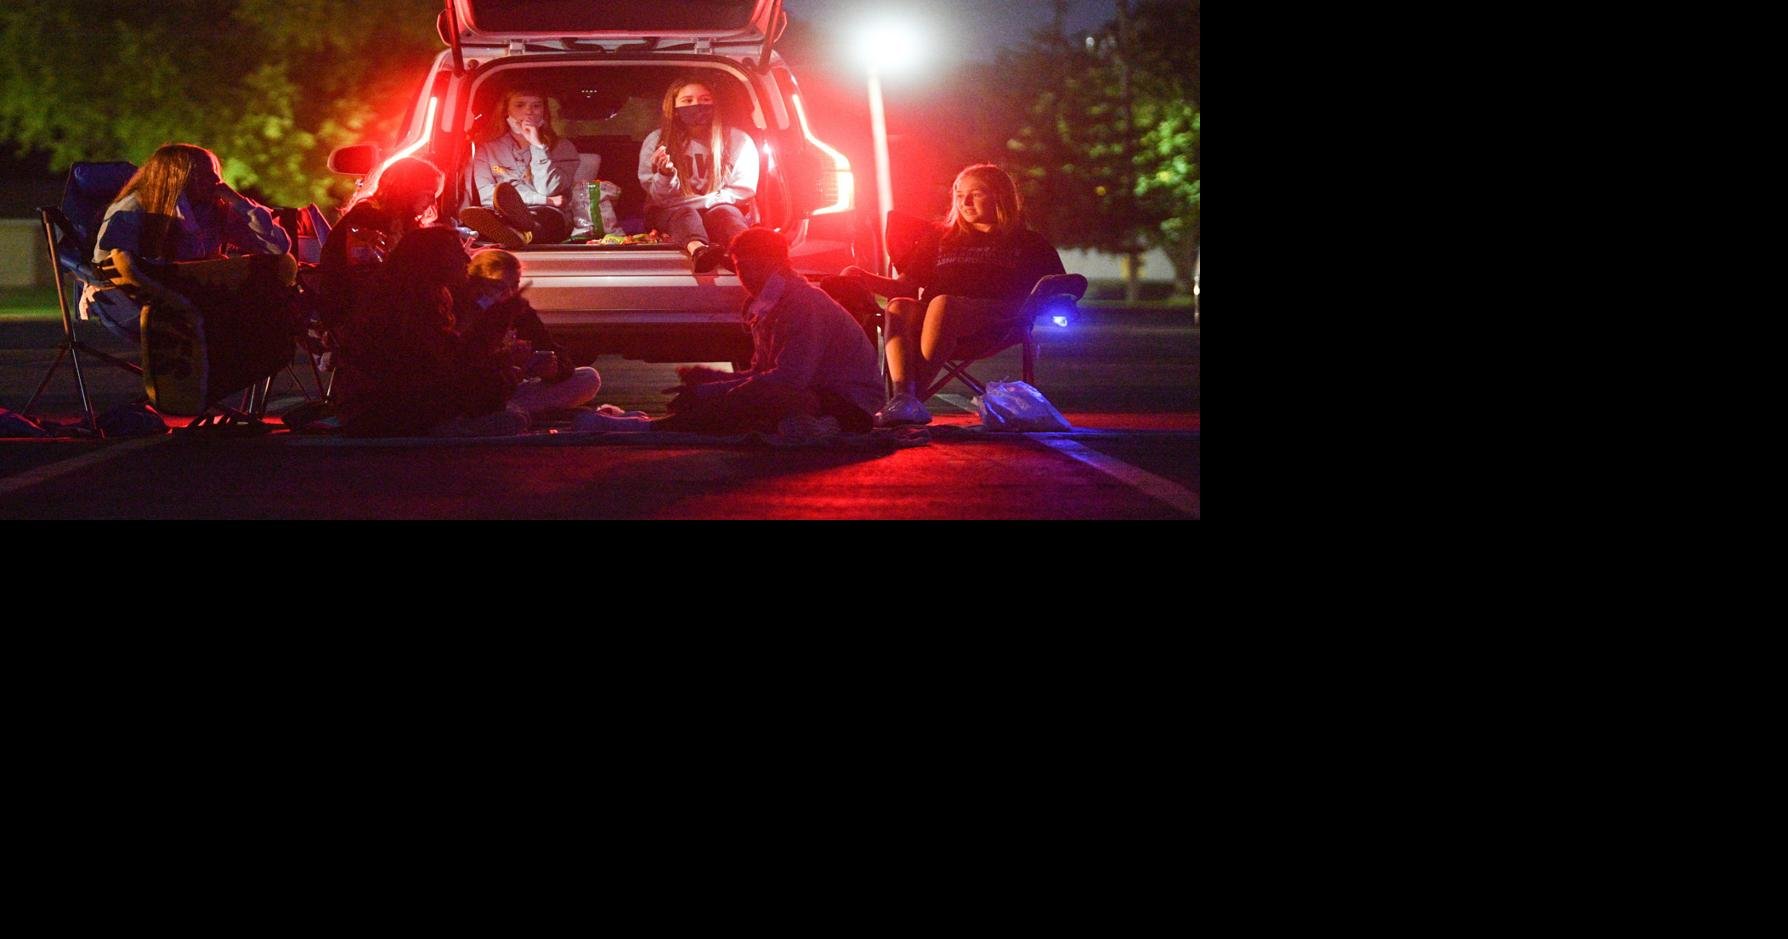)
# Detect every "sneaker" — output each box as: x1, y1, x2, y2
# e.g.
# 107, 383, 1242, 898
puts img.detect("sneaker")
141, 298, 209, 416
459, 206, 529, 248
690, 242, 726, 274
491, 182, 532, 229
873, 393, 932, 427
571, 409, 653, 433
